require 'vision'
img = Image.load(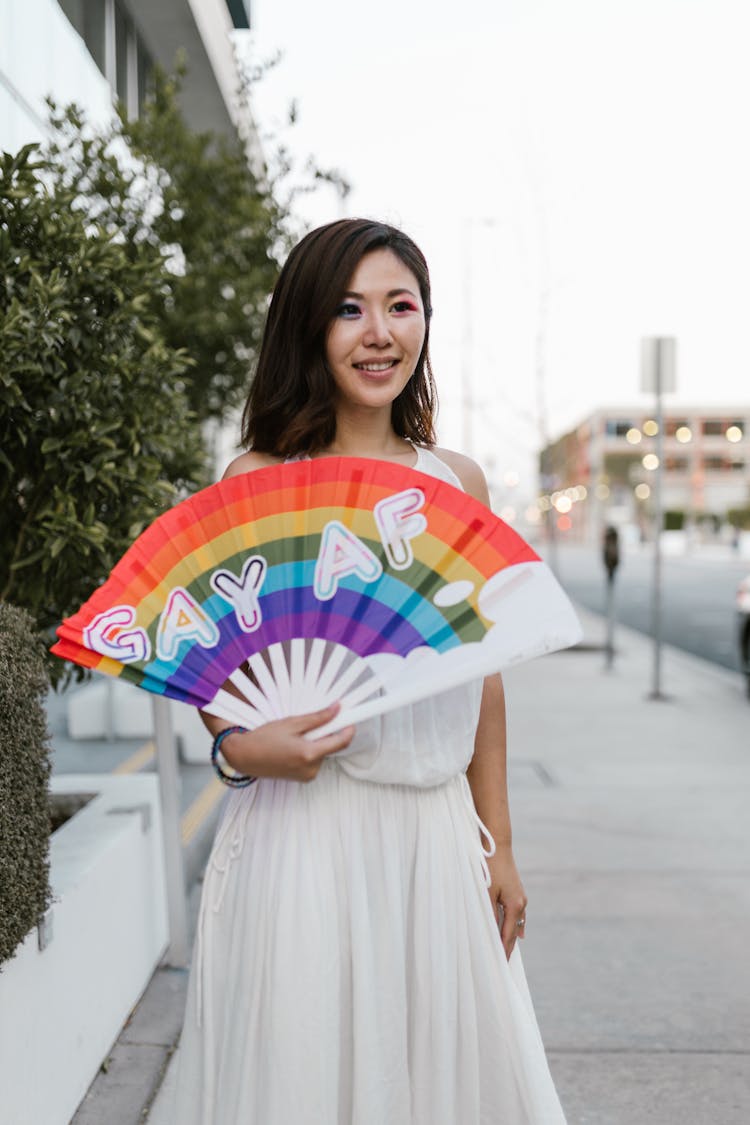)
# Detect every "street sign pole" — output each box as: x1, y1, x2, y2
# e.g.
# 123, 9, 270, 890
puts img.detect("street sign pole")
641, 337, 676, 701
652, 369, 665, 698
